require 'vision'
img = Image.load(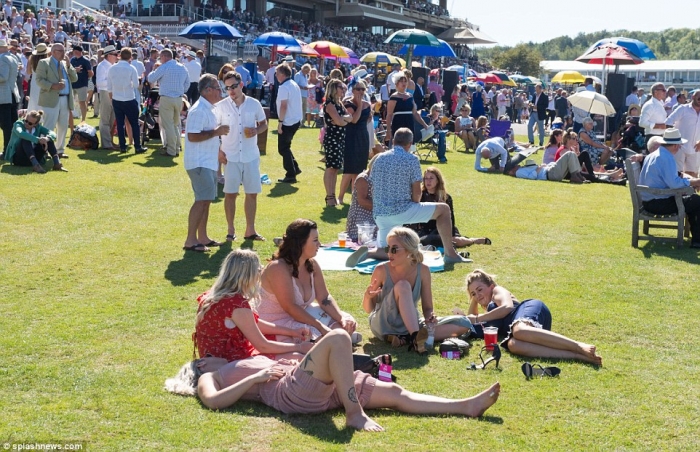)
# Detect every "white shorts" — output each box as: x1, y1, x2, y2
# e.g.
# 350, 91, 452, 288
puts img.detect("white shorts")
223, 159, 262, 194
374, 202, 437, 247
682, 151, 700, 174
